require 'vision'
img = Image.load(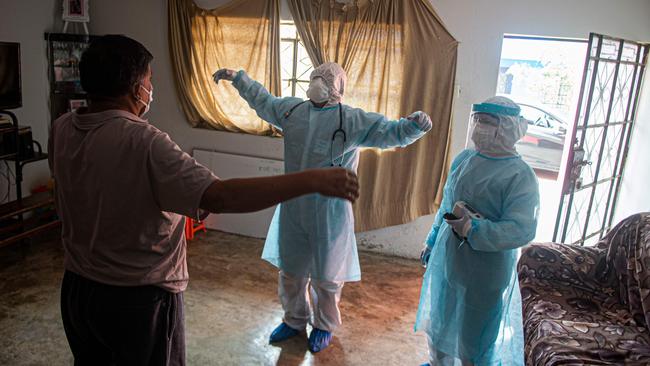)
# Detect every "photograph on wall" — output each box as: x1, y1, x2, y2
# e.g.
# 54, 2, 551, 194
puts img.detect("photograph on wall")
48, 36, 93, 93
45, 33, 98, 121
62, 0, 90, 22
68, 98, 87, 112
